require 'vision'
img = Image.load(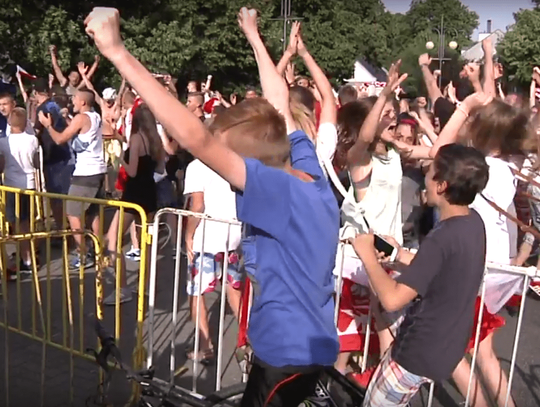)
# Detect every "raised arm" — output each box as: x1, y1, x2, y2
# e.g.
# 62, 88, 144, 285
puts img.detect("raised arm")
276, 21, 299, 77
238, 8, 296, 133
430, 92, 492, 158
204, 75, 212, 92
78, 62, 103, 106
348, 61, 407, 165
297, 23, 336, 125
116, 76, 126, 107
418, 54, 442, 104
482, 38, 496, 98
530, 79, 536, 109
15, 71, 28, 103
84, 7, 246, 190
77, 56, 100, 90
49, 45, 67, 87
